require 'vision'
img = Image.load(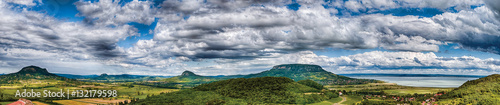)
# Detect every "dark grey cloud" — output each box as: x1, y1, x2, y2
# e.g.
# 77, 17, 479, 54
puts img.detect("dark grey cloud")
75, 0, 156, 26
458, 34, 500, 54
0, 1, 136, 62
327, 0, 483, 14
73, 0, 499, 62
85, 40, 123, 58
483, 0, 500, 21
